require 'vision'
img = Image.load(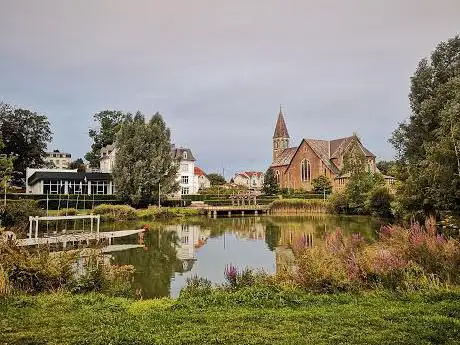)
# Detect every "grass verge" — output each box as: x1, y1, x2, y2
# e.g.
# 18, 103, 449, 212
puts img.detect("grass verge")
1, 288, 460, 345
